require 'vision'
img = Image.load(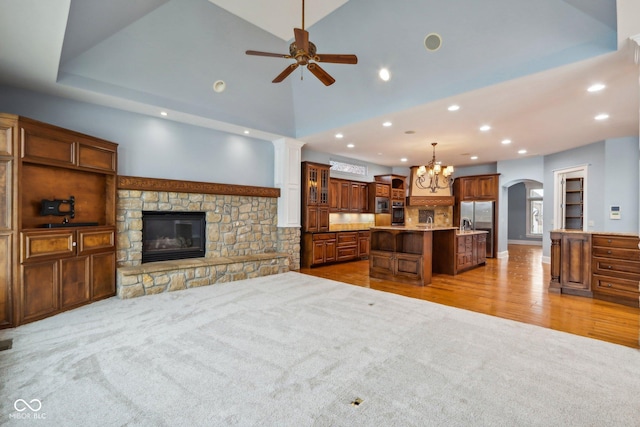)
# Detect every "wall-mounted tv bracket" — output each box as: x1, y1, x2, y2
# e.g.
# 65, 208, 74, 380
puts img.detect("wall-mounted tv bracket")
40, 196, 75, 218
